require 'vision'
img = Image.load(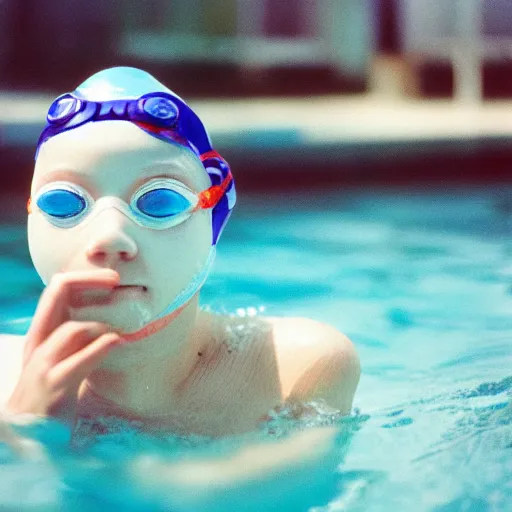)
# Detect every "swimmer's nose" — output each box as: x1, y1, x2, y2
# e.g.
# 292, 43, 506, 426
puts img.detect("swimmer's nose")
85, 218, 138, 264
